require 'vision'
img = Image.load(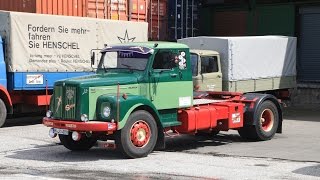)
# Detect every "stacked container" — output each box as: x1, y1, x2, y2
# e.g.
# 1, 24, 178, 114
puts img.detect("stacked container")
148, 0, 167, 40
168, 0, 199, 40
0, 0, 168, 40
